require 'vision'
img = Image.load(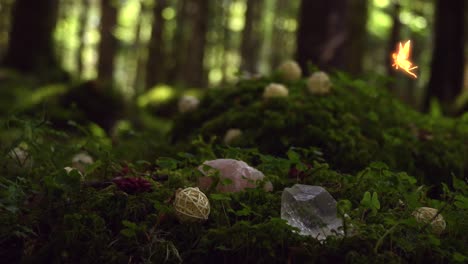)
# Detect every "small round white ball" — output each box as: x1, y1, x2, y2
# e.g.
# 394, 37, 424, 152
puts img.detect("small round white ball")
307, 71, 332, 95
178, 95, 200, 113
263, 83, 289, 99
223, 128, 242, 145
277, 60, 302, 81
64, 166, 85, 180
8, 146, 33, 169
72, 152, 94, 174
412, 207, 446, 234
8, 147, 31, 166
